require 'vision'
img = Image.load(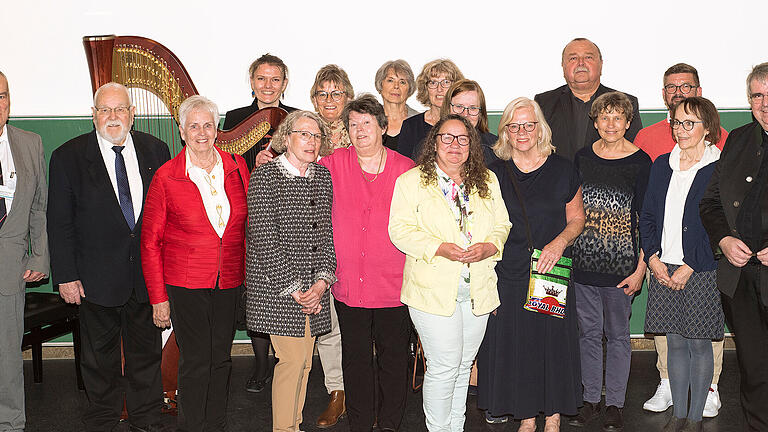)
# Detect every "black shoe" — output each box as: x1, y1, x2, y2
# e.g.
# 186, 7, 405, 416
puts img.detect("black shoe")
468, 385, 478, 396
246, 374, 272, 393
568, 401, 601, 427
603, 405, 623, 431
662, 416, 687, 432
129, 422, 175, 432
680, 420, 702, 432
